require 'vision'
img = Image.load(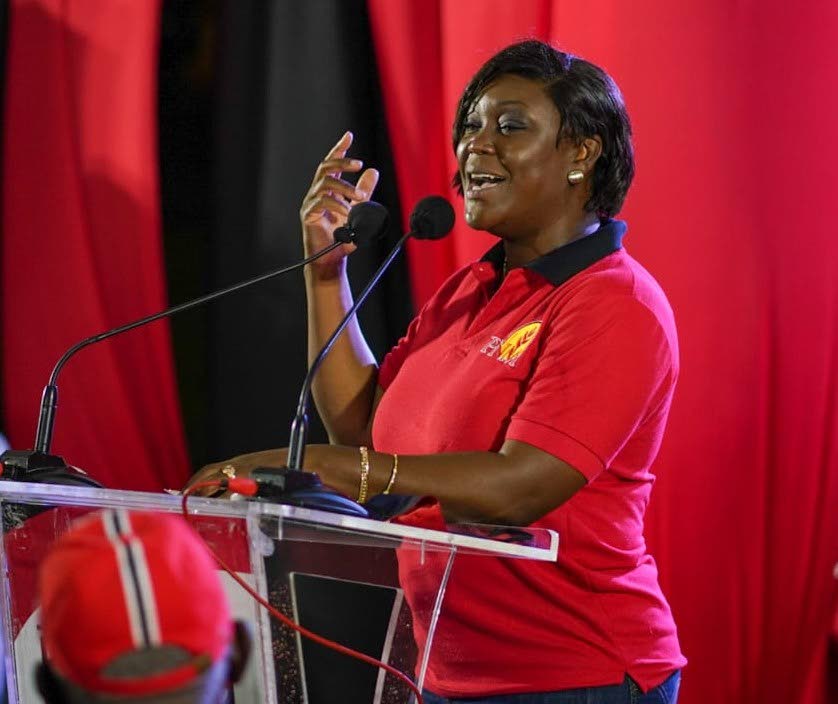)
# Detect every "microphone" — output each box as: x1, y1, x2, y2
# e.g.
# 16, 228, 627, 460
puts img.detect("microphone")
250, 196, 456, 516
408, 194, 456, 240
0, 205, 388, 487
334, 200, 390, 247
